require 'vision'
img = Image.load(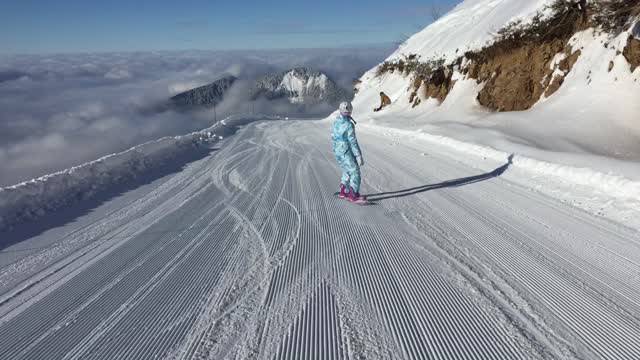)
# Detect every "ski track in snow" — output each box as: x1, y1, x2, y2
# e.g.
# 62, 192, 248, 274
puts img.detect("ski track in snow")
0, 120, 639, 359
